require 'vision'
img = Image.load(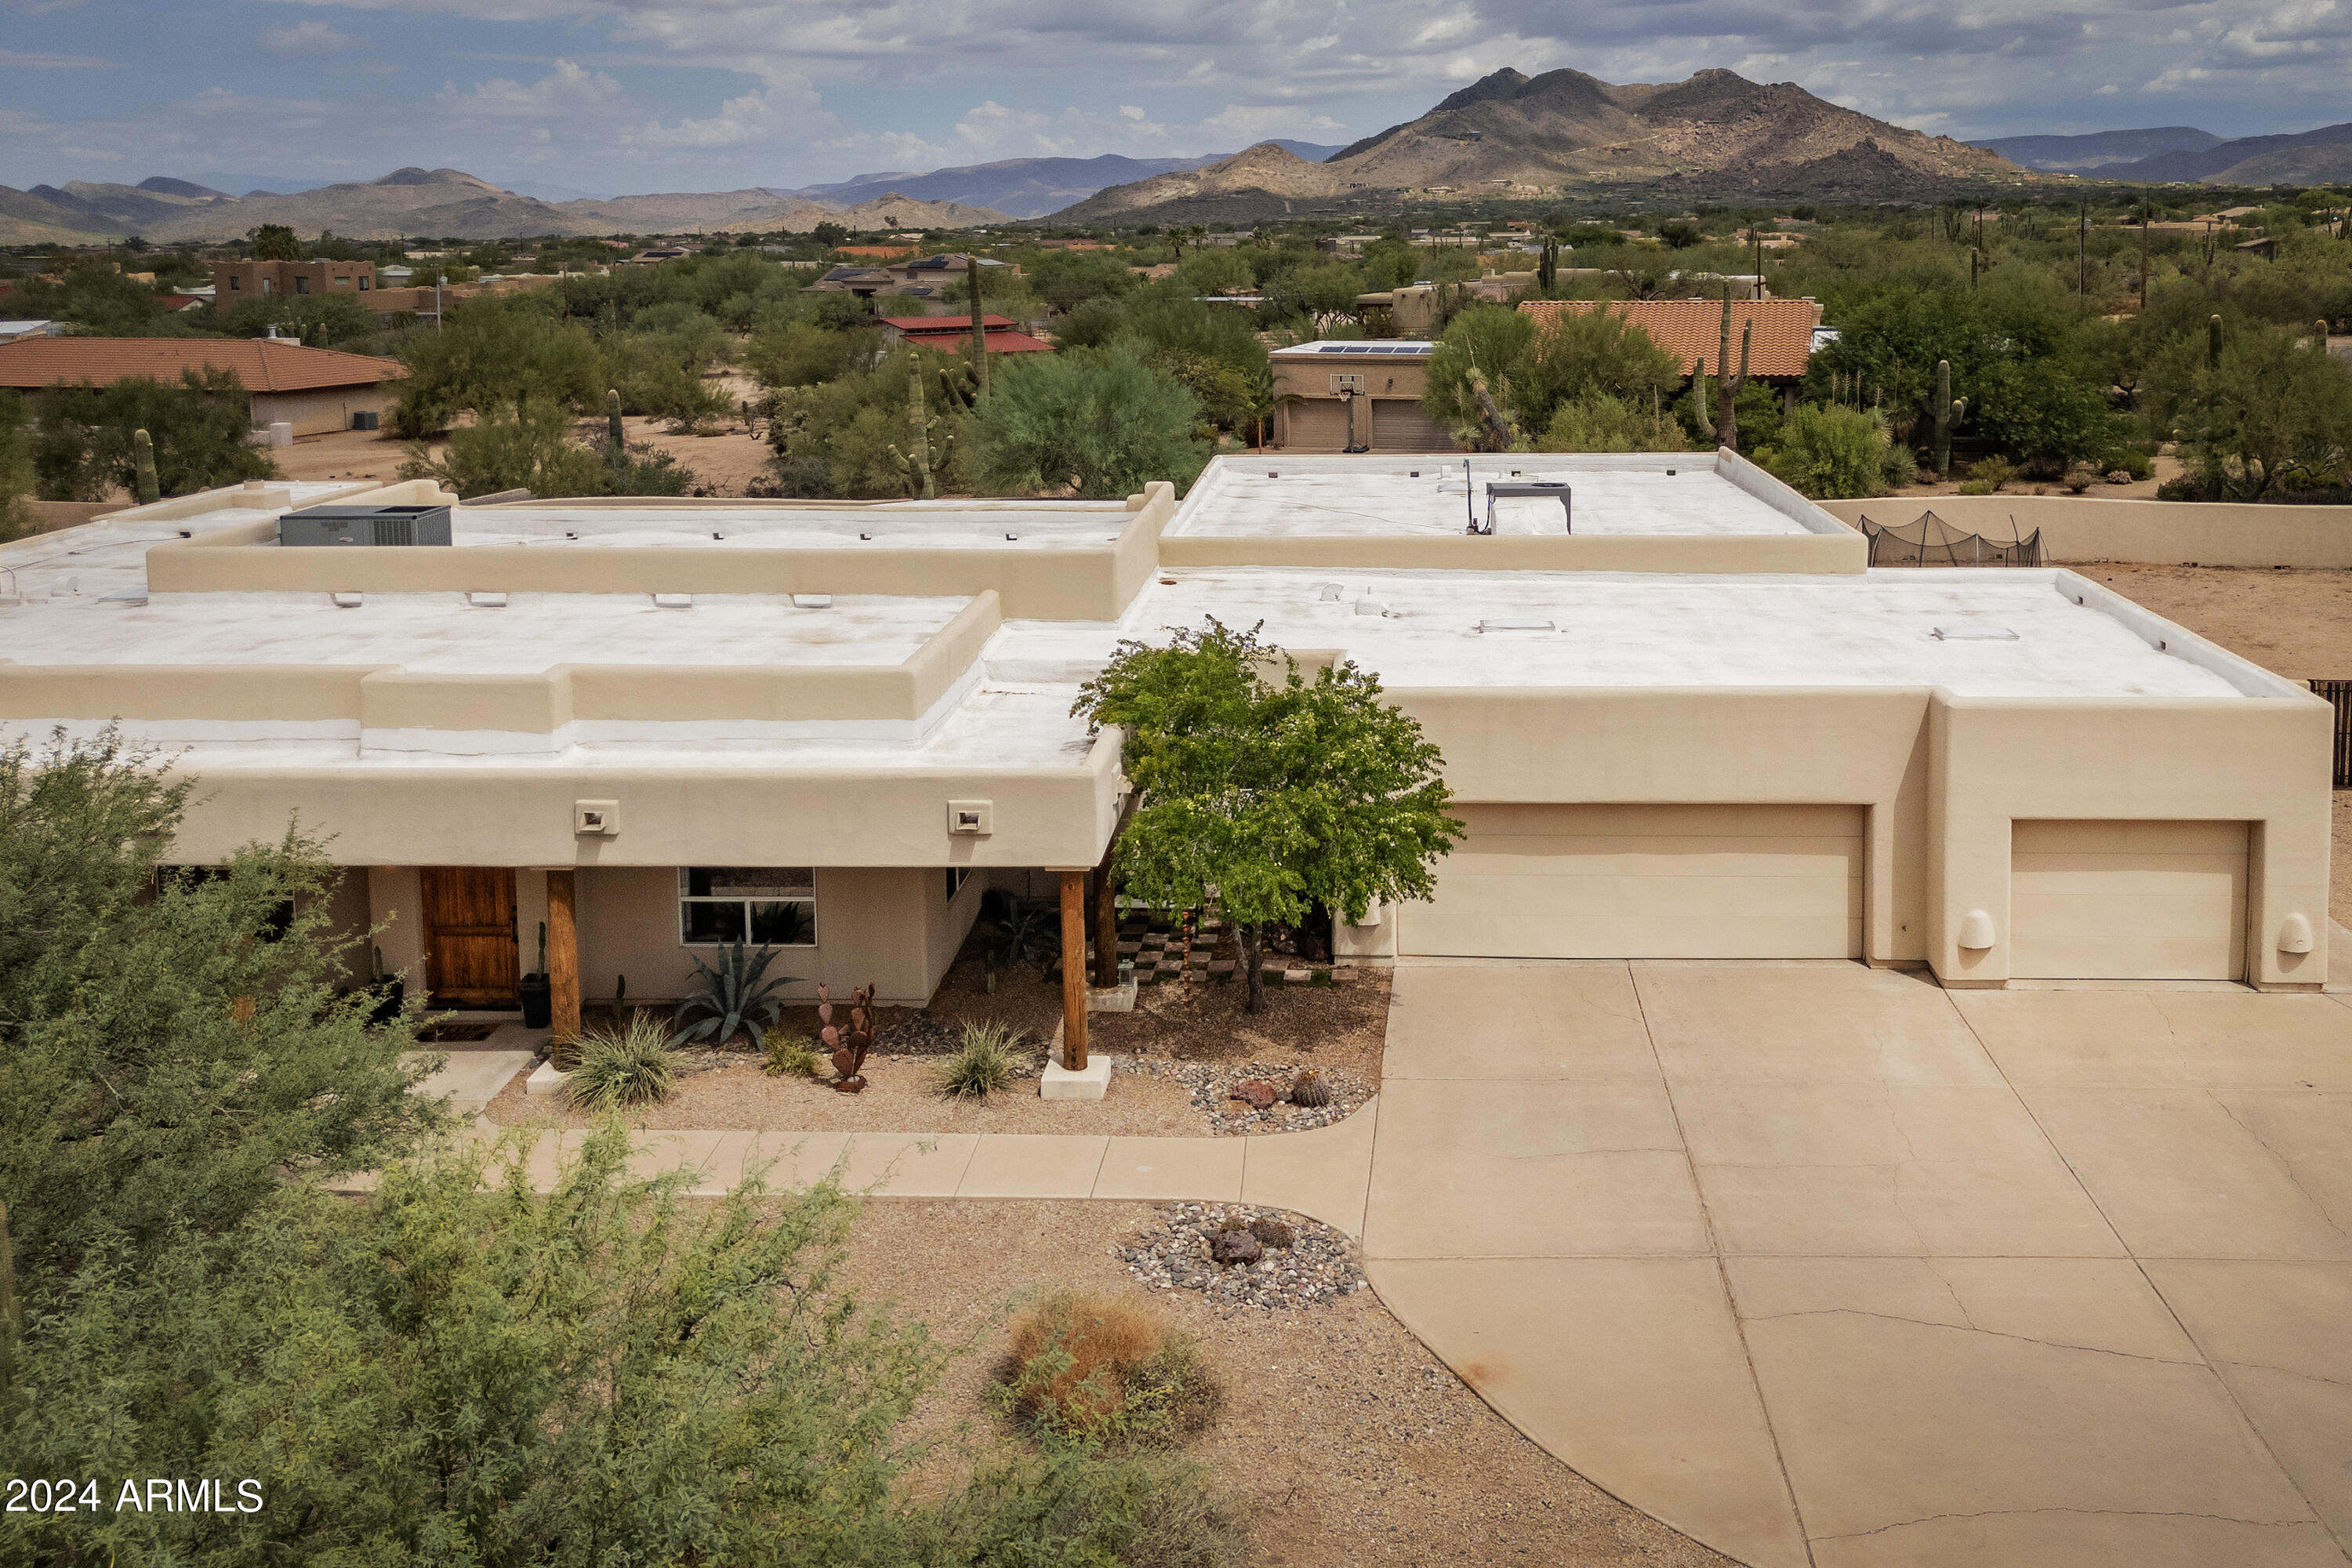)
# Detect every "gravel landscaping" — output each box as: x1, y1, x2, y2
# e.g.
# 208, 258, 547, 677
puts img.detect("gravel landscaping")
833, 1198, 1733, 1568
1116, 1202, 1367, 1311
